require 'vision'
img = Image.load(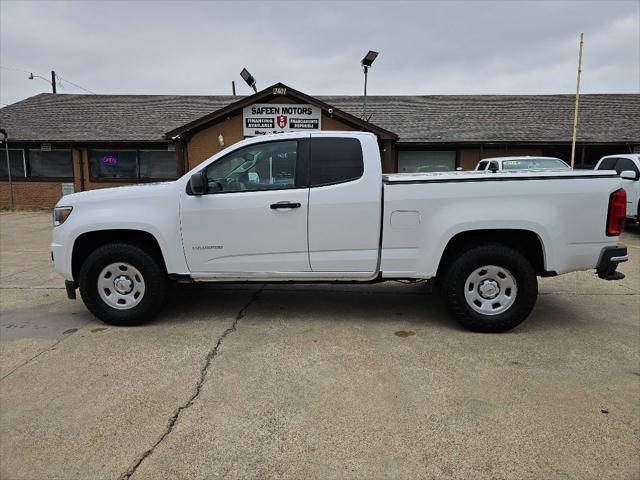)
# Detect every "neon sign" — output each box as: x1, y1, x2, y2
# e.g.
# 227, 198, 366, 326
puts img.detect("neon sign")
101, 155, 118, 166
